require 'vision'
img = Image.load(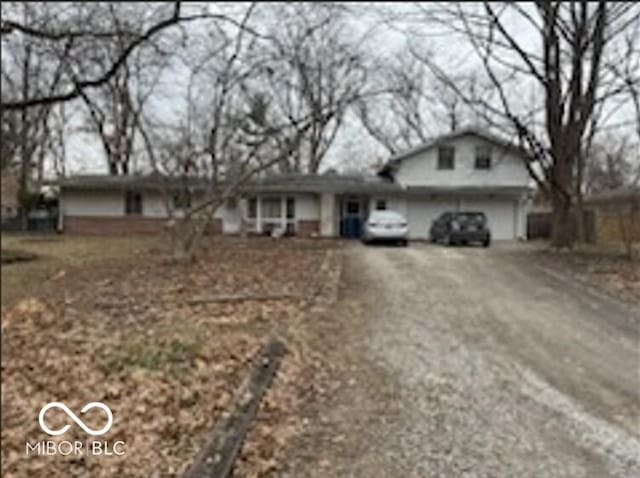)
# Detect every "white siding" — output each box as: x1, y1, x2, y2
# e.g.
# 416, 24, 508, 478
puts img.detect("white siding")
464, 198, 516, 240
368, 195, 408, 217
218, 201, 241, 233
320, 193, 336, 237
63, 190, 124, 216
294, 193, 320, 220
394, 135, 530, 188
64, 189, 232, 220
143, 193, 168, 217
